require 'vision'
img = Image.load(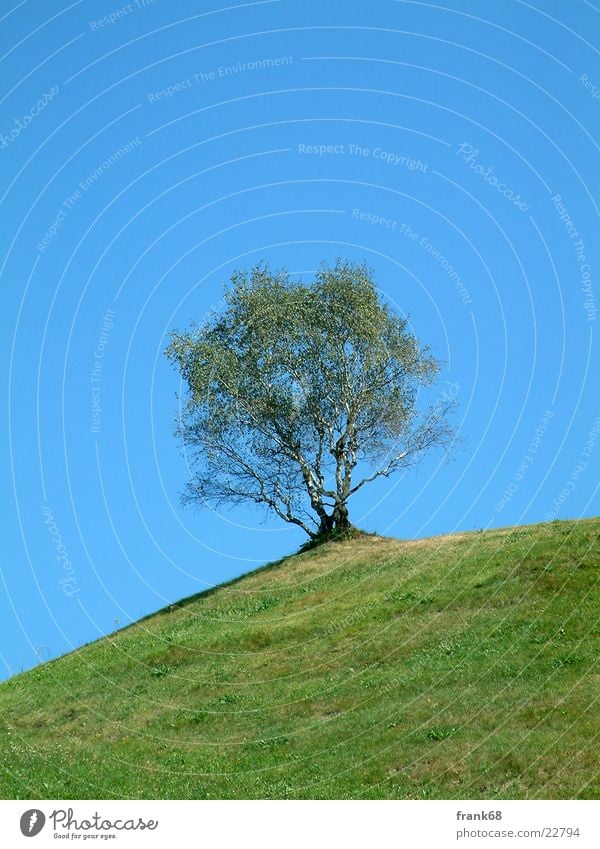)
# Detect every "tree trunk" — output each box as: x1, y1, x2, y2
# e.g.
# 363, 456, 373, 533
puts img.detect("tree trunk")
319, 514, 334, 535
333, 502, 350, 530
